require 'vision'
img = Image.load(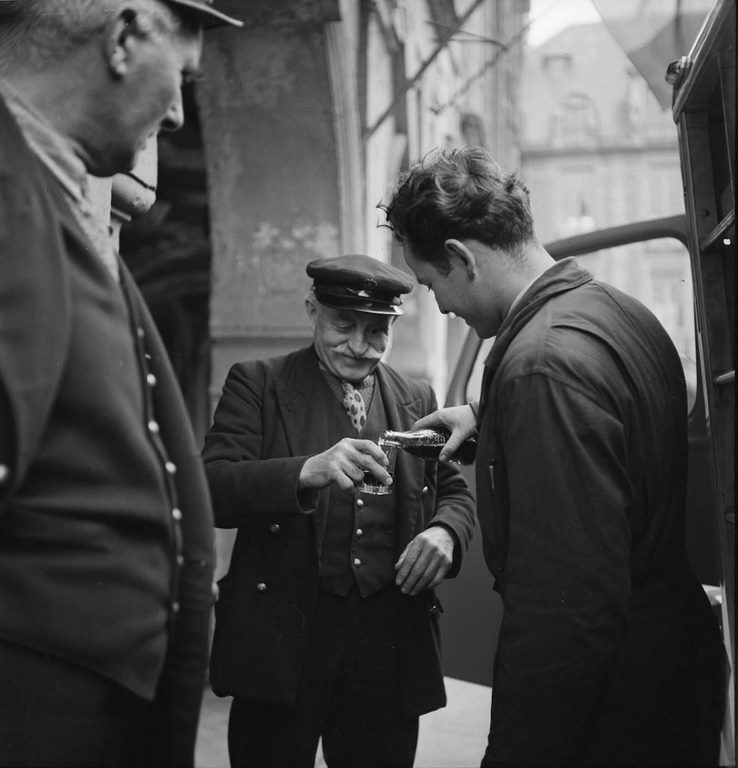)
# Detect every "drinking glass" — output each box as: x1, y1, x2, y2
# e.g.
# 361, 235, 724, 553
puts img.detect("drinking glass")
357, 434, 399, 495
